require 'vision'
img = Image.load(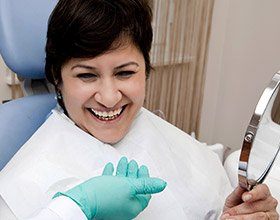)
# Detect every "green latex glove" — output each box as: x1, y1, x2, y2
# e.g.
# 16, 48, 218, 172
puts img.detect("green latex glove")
54, 157, 167, 220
